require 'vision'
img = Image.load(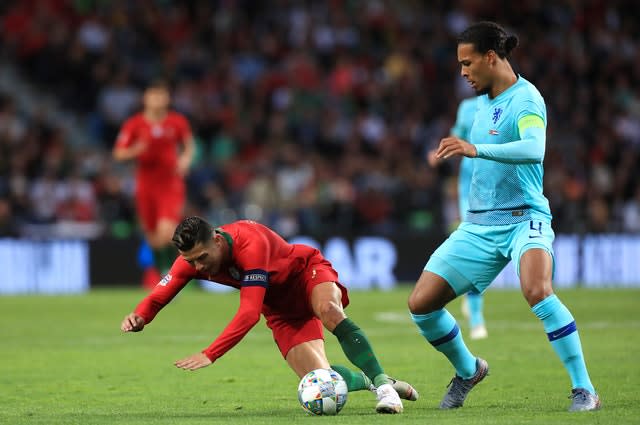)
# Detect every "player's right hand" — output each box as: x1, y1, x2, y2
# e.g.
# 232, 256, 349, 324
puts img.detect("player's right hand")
129, 141, 148, 157
427, 149, 439, 167
121, 313, 145, 332
436, 136, 477, 159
